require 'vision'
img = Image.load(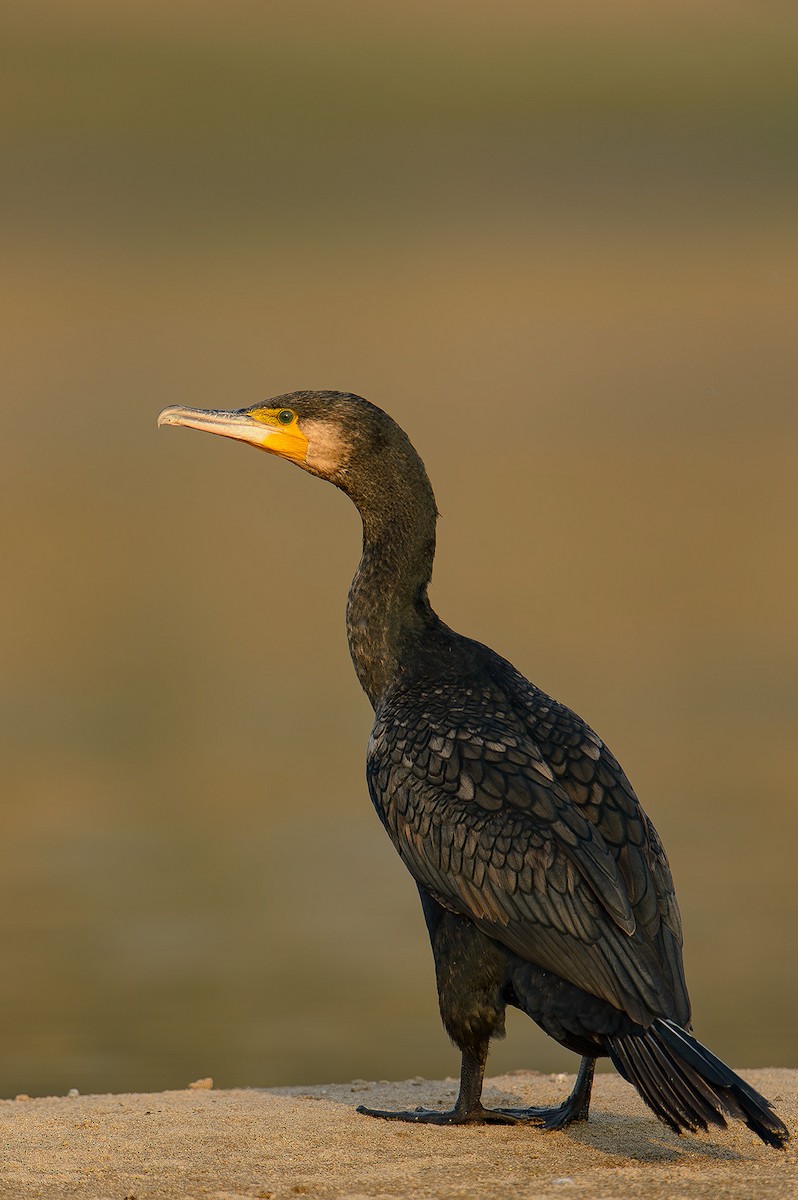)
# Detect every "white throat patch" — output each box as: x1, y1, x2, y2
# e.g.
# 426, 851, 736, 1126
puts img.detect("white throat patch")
302, 419, 350, 478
